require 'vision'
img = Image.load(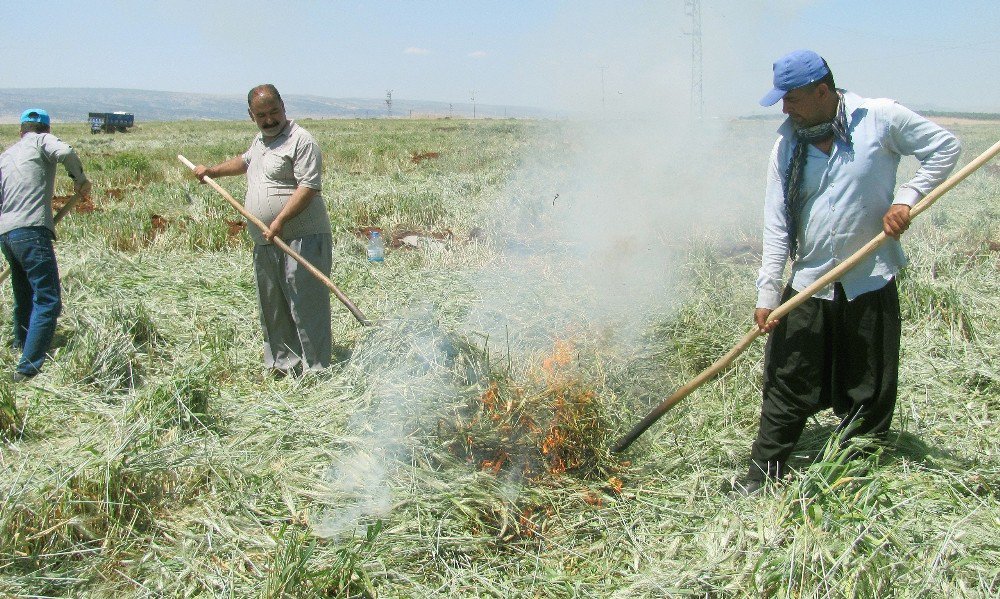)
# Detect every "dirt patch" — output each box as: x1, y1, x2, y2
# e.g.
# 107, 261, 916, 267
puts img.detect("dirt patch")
411, 151, 441, 164
150, 214, 169, 237
105, 187, 127, 200
355, 226, 385, 240
390, 228, 454, 248
226, 220, 246, 238
52, 194, 97, 214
